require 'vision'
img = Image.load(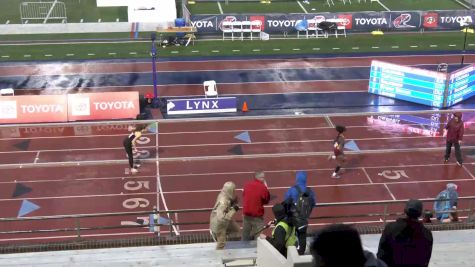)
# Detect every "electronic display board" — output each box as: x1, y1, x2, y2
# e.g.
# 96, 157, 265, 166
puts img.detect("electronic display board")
368, 60, 447, 108
447, 65, 475, 107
